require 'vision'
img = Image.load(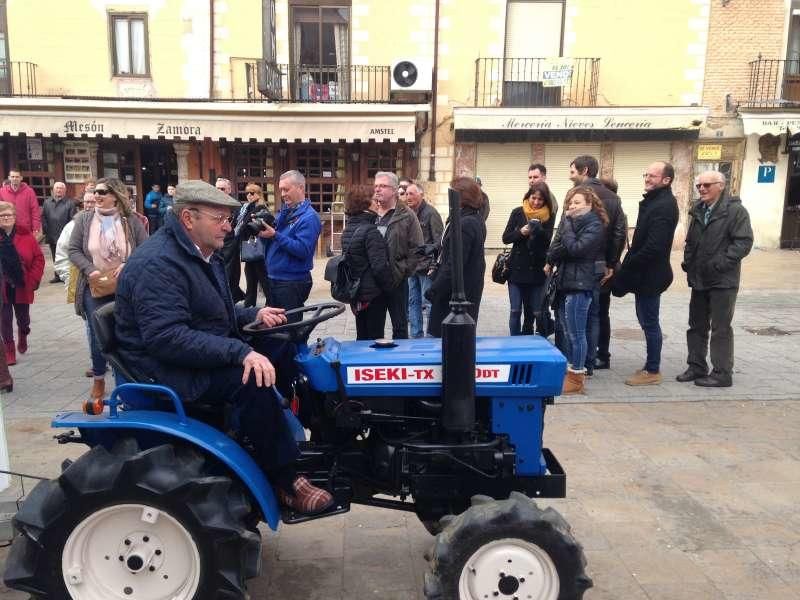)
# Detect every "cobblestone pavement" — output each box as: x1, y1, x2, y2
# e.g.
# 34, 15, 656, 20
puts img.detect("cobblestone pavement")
0, 249, 798, 599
